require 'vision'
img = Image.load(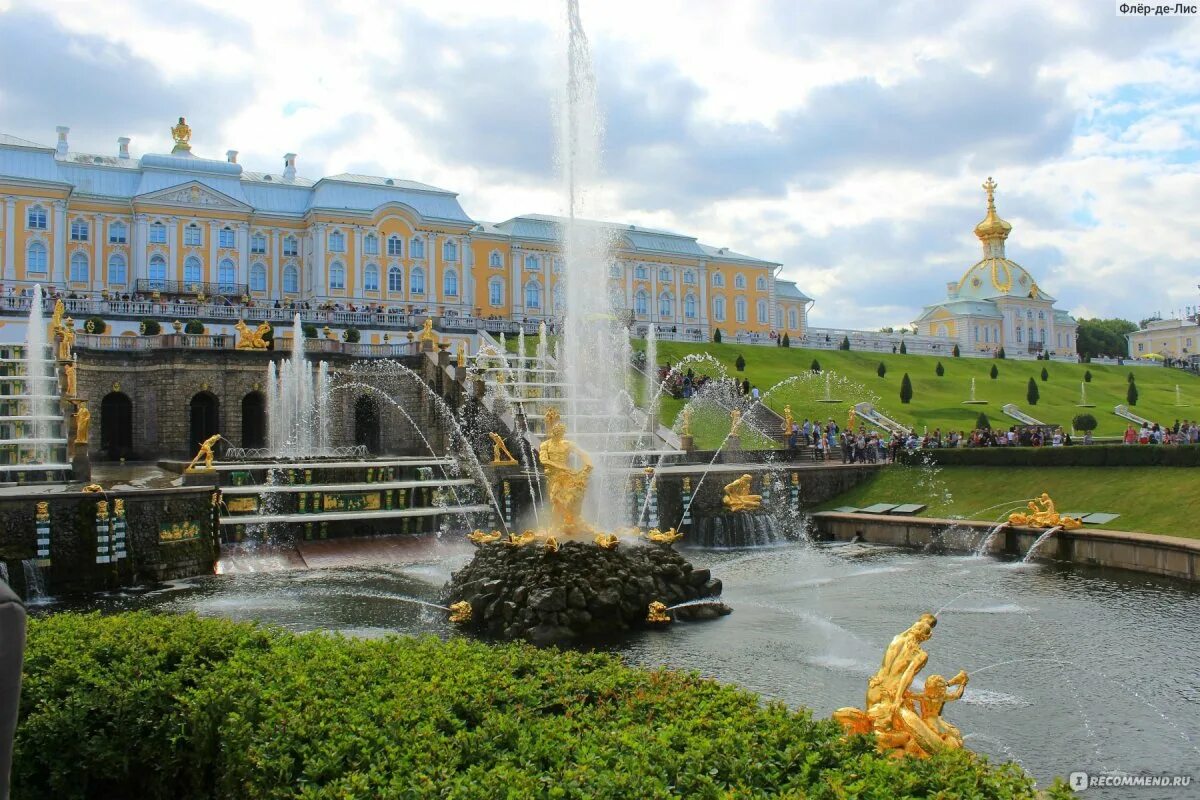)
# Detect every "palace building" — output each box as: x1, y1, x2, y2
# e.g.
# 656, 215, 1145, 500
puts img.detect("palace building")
0, 119, 810, 341
914, 178, 1077, 357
